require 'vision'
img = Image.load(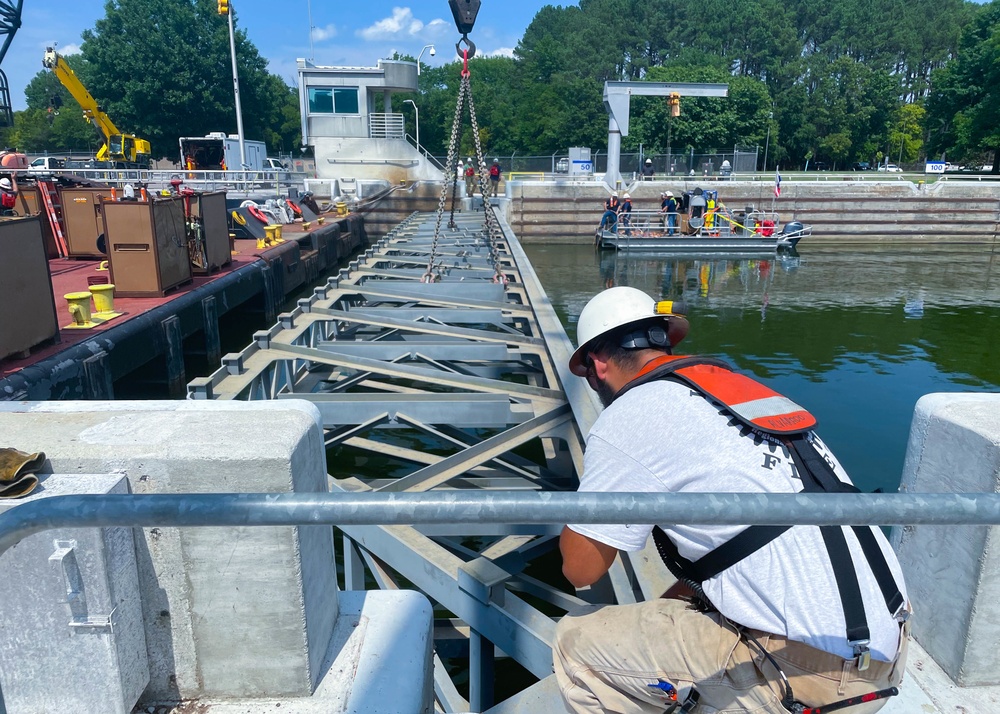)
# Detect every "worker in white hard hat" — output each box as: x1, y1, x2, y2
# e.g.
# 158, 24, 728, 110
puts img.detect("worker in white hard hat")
642, 157, 654, 180
619, 192, 633, 236
0, 176, 17, 215
660, 190, 678, 234
598, 192, 621, 236
554, 286, 910, 714
488, 158, 502, 198
464, 158, 476, 197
